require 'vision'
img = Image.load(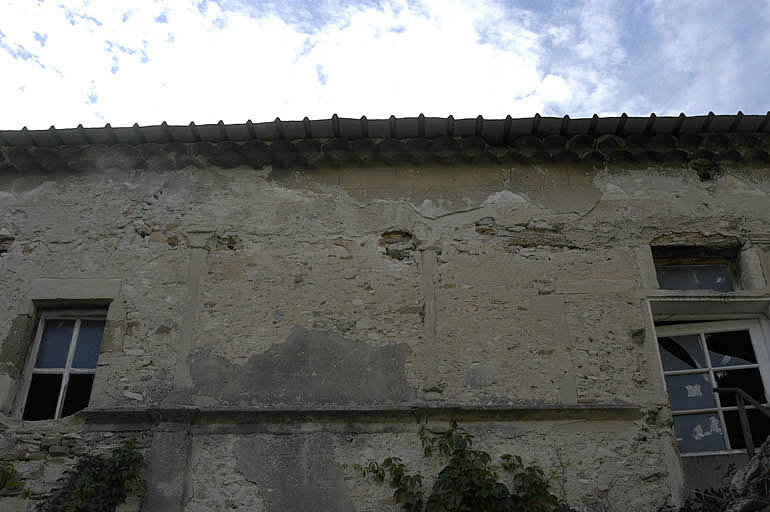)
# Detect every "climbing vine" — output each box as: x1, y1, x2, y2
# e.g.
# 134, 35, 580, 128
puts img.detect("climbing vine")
355, 421, 575, 512
37, 440, 144, 512
0, 461, 27, 497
